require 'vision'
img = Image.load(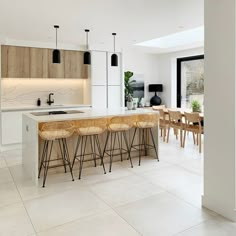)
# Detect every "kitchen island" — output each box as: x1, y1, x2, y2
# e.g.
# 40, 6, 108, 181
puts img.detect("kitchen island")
22, 107, 160, 185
